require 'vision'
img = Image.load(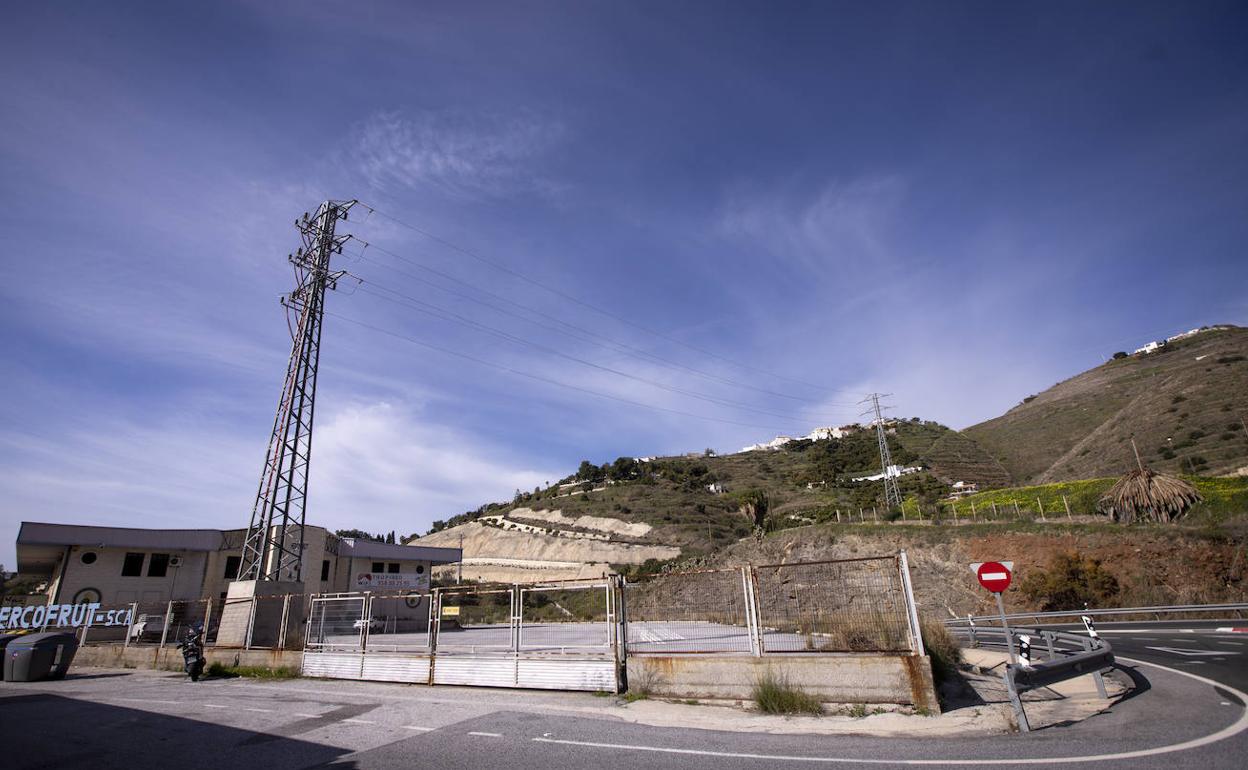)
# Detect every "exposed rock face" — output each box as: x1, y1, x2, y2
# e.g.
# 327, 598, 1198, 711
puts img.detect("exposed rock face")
412, 521, 680, 583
